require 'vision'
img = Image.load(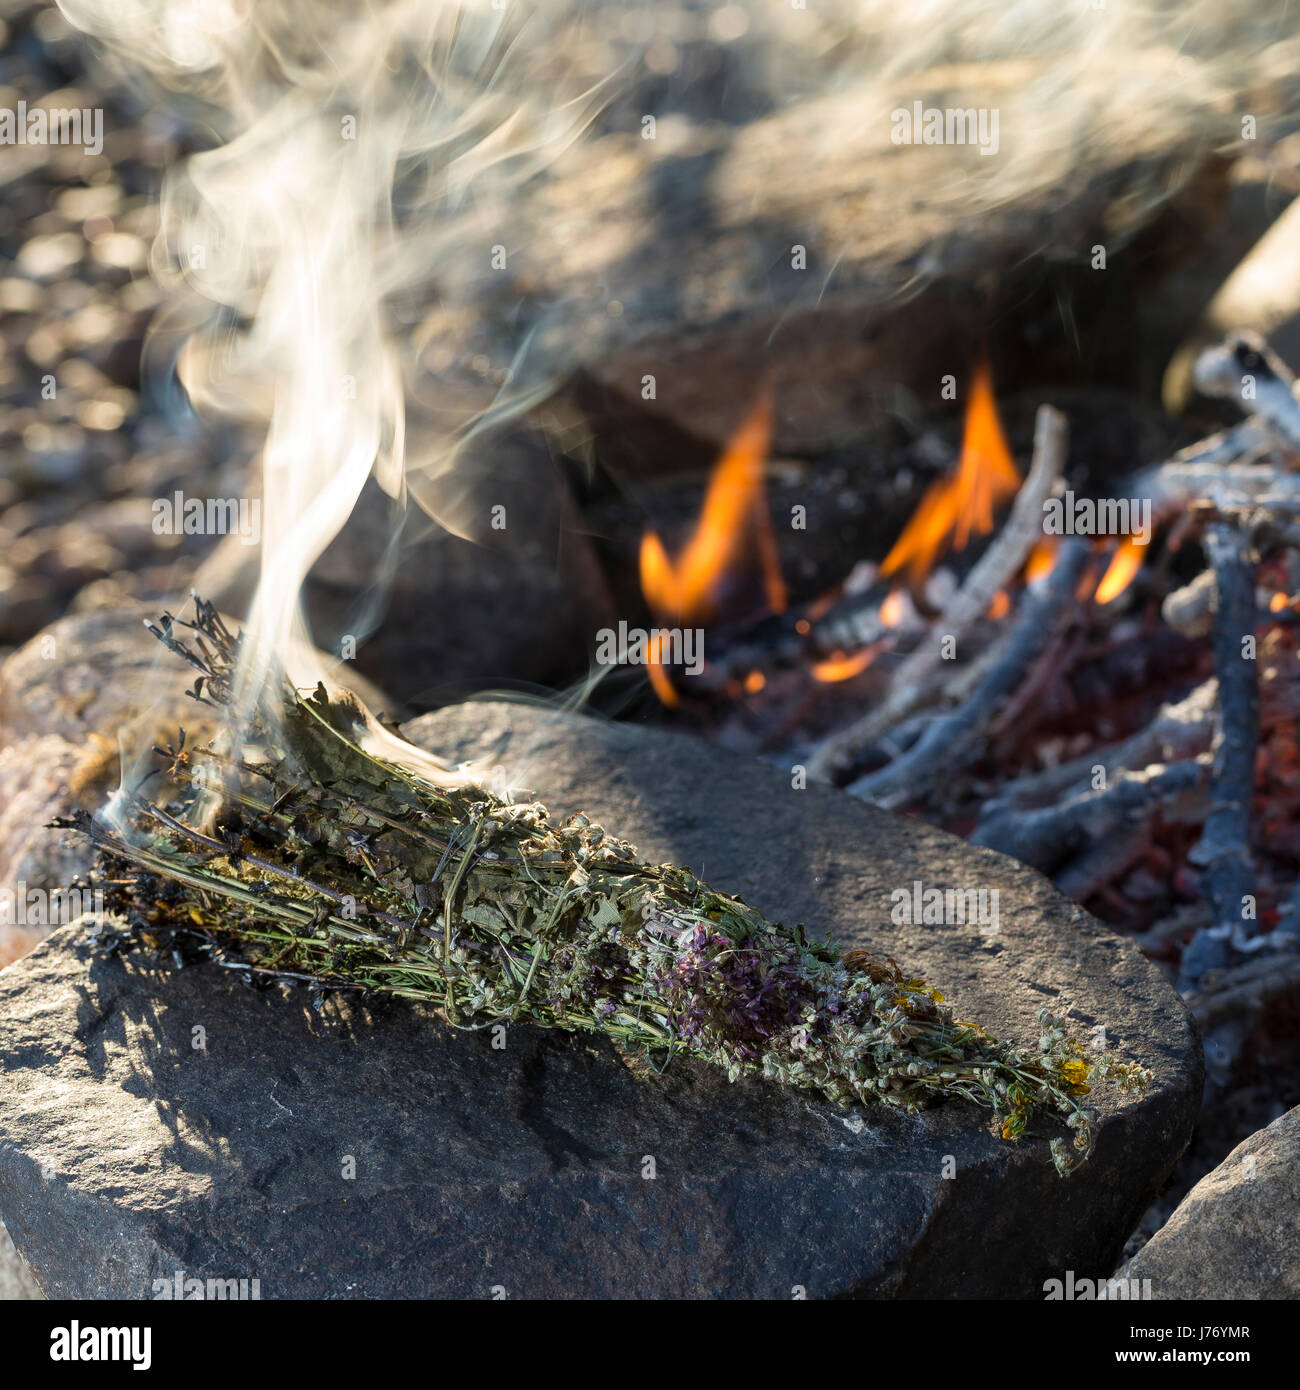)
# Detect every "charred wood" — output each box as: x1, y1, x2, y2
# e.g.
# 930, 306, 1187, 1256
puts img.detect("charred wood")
1182, 523, 1261, 983
846, 538, 1090, 809
971, 755, 1211, 877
